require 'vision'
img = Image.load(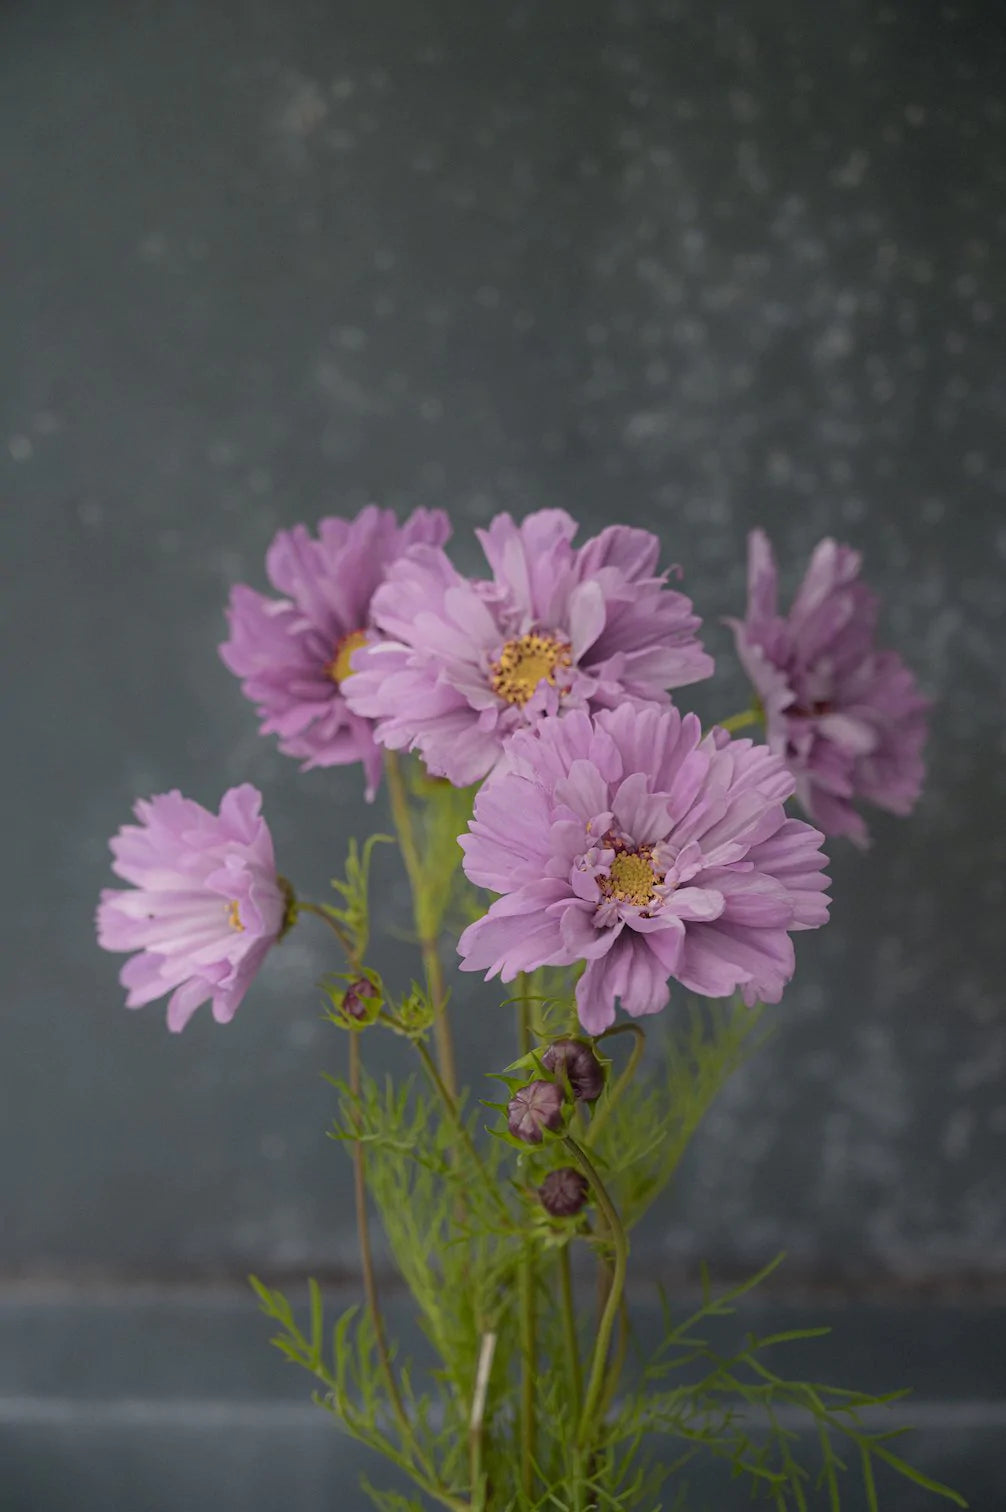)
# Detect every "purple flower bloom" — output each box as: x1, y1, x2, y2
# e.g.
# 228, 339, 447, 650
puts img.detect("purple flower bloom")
220, 506, 450, 798
458, 705, 830, 1035
728, 530, 930, 845
96, 785, 287, 1032
343, 510, 713, 787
